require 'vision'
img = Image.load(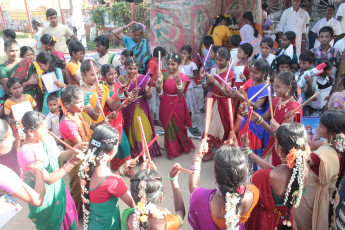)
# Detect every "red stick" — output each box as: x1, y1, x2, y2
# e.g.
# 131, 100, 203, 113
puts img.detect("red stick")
243, 107, 253, 134
125, 72, 136, 87
48, 132, 78, 152
204, 98, 214, 140
135, 135, 159, 160
137, 116, 152, 164
114, 97, 131, 114
227, 98, 234, 131
175, 166, 194, 175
